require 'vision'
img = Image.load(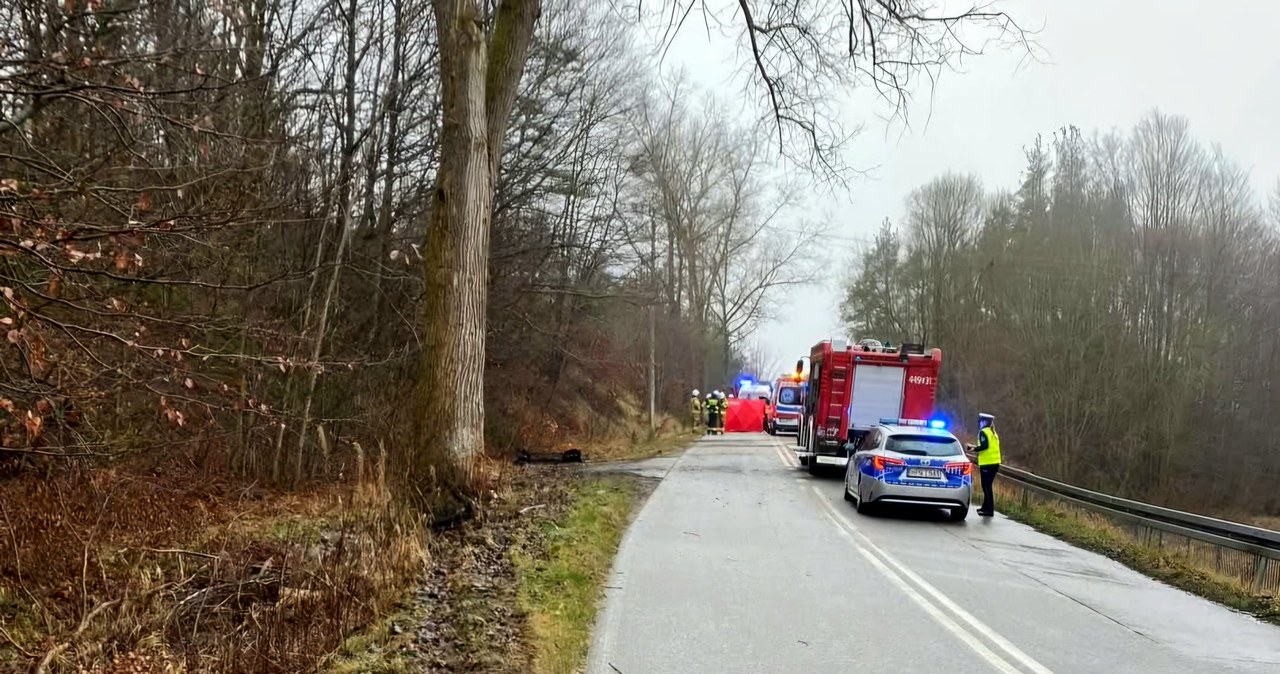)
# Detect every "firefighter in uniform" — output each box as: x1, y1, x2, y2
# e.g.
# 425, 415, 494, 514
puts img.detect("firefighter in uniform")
714, 390, 727, 434
973, 413, 1001, 516
689, 390, 702, 431
704, 392, 715, 434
